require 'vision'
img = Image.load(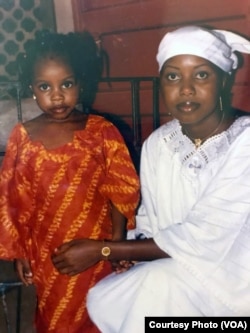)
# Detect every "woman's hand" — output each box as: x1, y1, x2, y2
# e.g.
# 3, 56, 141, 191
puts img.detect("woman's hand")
111, 260, 137, 274
51, 239, 101, 276
15, 258, 33, 286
